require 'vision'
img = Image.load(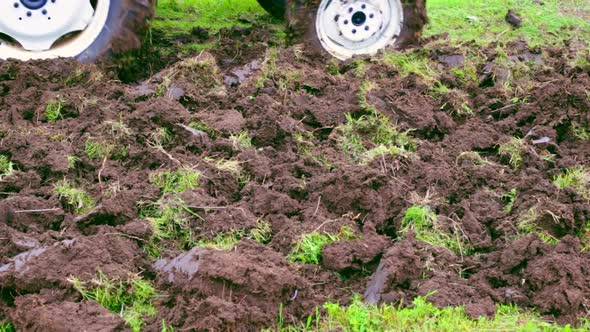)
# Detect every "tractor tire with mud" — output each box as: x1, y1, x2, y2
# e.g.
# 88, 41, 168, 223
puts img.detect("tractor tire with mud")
257, 0, 287, 19
0, 0, 156, 62
285, 0, 428, 60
